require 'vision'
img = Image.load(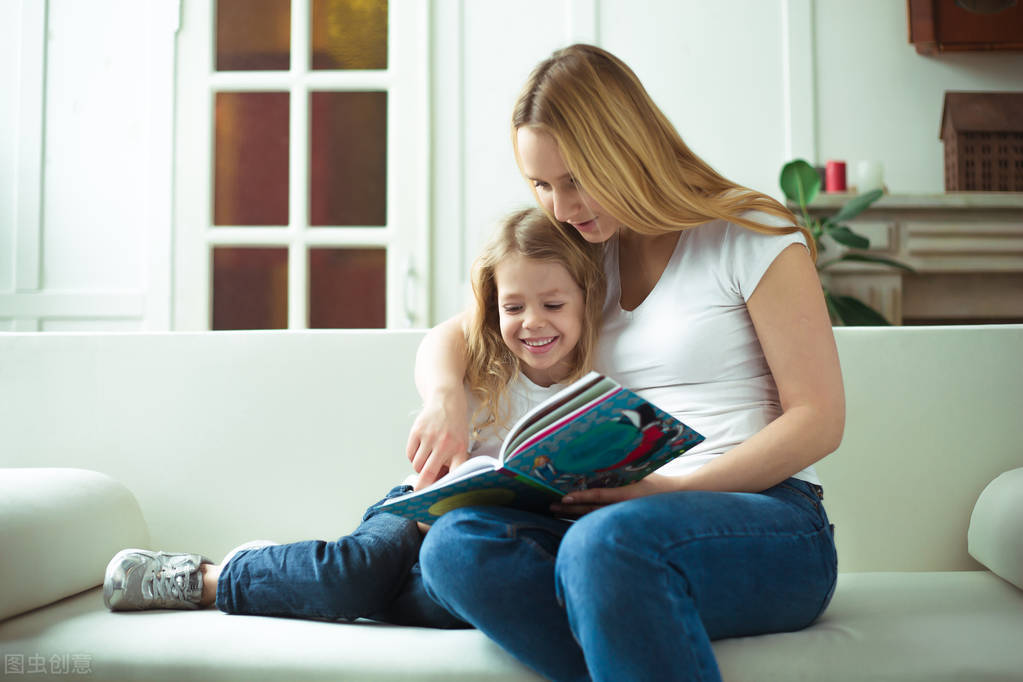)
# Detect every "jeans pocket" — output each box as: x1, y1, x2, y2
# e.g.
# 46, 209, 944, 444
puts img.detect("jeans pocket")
777, 480, 821, 511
